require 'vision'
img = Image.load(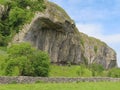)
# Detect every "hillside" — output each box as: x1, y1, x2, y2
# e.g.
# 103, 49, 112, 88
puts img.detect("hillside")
0, 0, 117, 69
